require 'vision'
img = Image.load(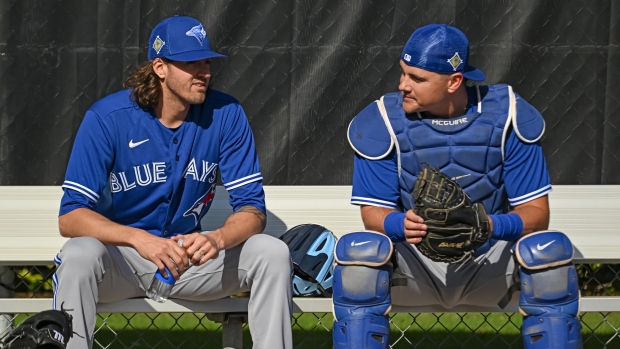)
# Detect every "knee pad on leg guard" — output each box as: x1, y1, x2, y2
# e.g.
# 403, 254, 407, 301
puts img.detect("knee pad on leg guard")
515, 231, 582, 349
332, 231, 393, 349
